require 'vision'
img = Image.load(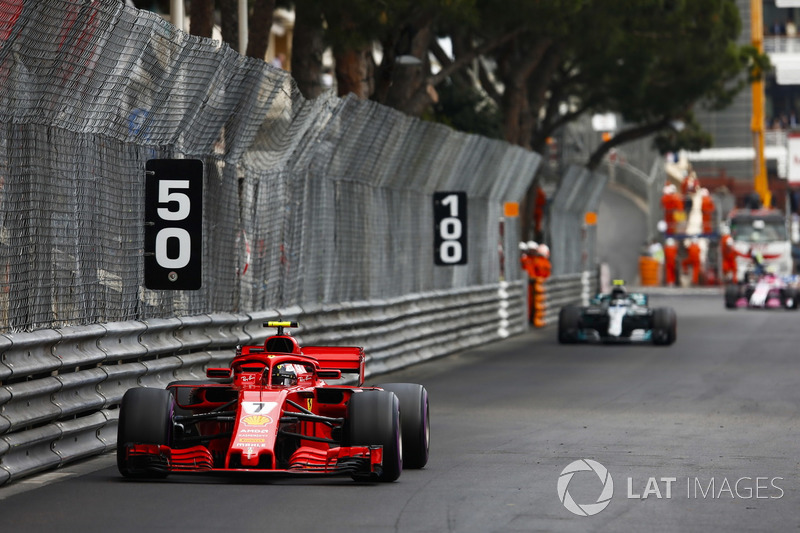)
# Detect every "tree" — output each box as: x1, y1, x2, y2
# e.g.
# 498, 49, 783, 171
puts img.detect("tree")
428, 78, 503, 139
165, 1, 766, 171
476, 0, 765, 169
370, 0, 485, 115
291, 0, 326, 99
361, 0, 765, 170
246, 0, 277, 60
189, 0, 214, 39
219, 0, 240, 53
561, 0, 763, 169
320, 1, 385, 99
